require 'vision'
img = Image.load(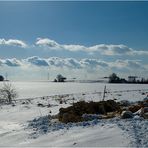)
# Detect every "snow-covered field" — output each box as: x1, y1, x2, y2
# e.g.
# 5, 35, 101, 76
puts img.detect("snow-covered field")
0, 82, 148, 147
1, 81, 148, 101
